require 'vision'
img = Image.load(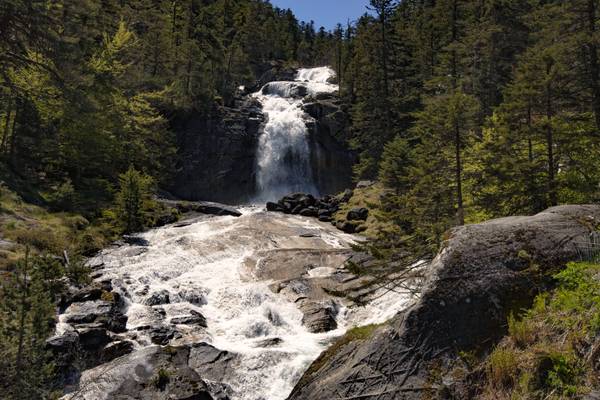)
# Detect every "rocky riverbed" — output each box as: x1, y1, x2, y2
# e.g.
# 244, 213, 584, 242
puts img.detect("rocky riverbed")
50, 208, 414, 400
